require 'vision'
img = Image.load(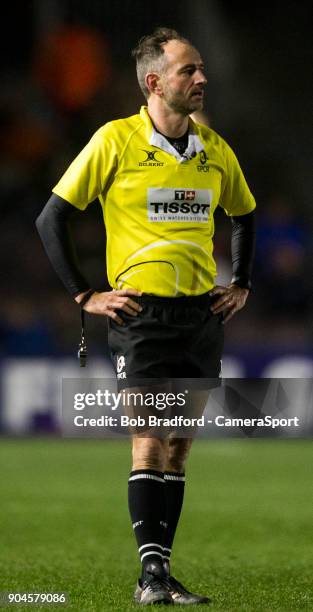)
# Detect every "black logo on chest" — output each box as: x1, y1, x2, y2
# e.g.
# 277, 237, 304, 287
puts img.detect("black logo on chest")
197, 150, 210, 172
138, 150, 164, 167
